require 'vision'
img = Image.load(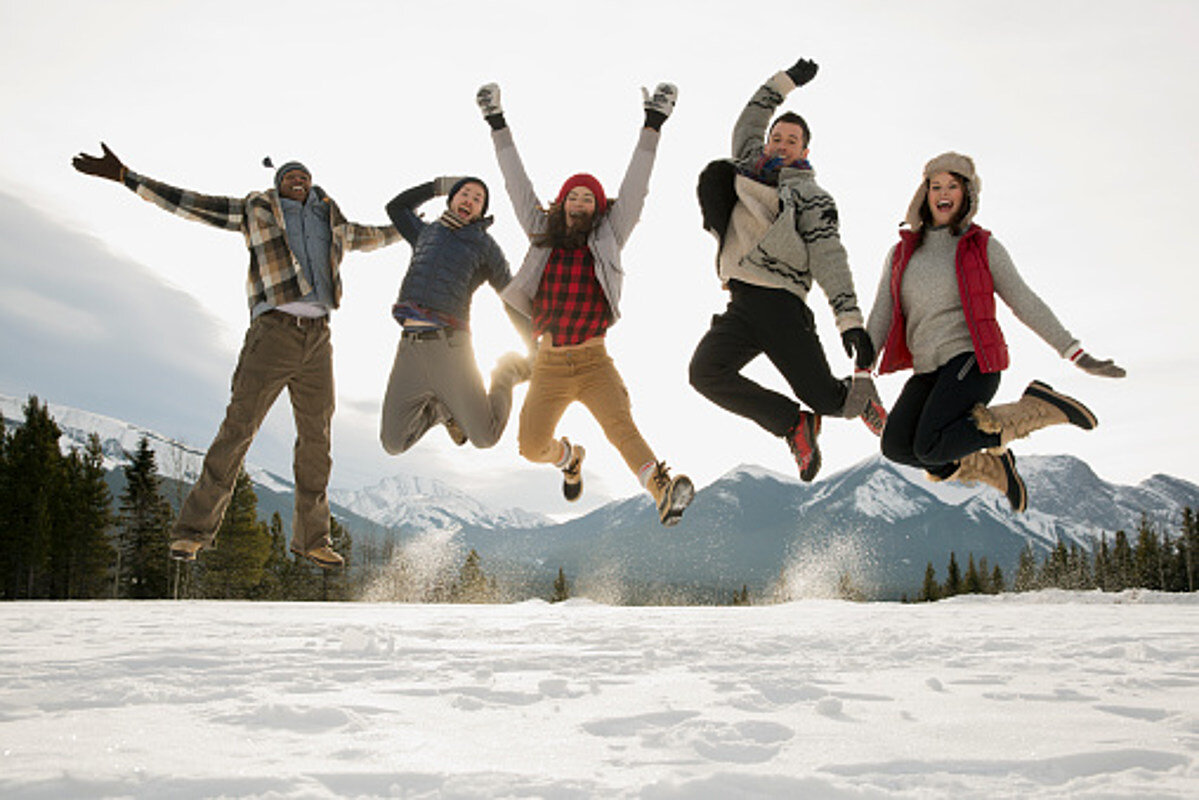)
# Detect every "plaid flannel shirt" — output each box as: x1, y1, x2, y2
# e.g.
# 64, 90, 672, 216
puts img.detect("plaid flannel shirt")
533, 247, 611, 346
124, 171, 399, 313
